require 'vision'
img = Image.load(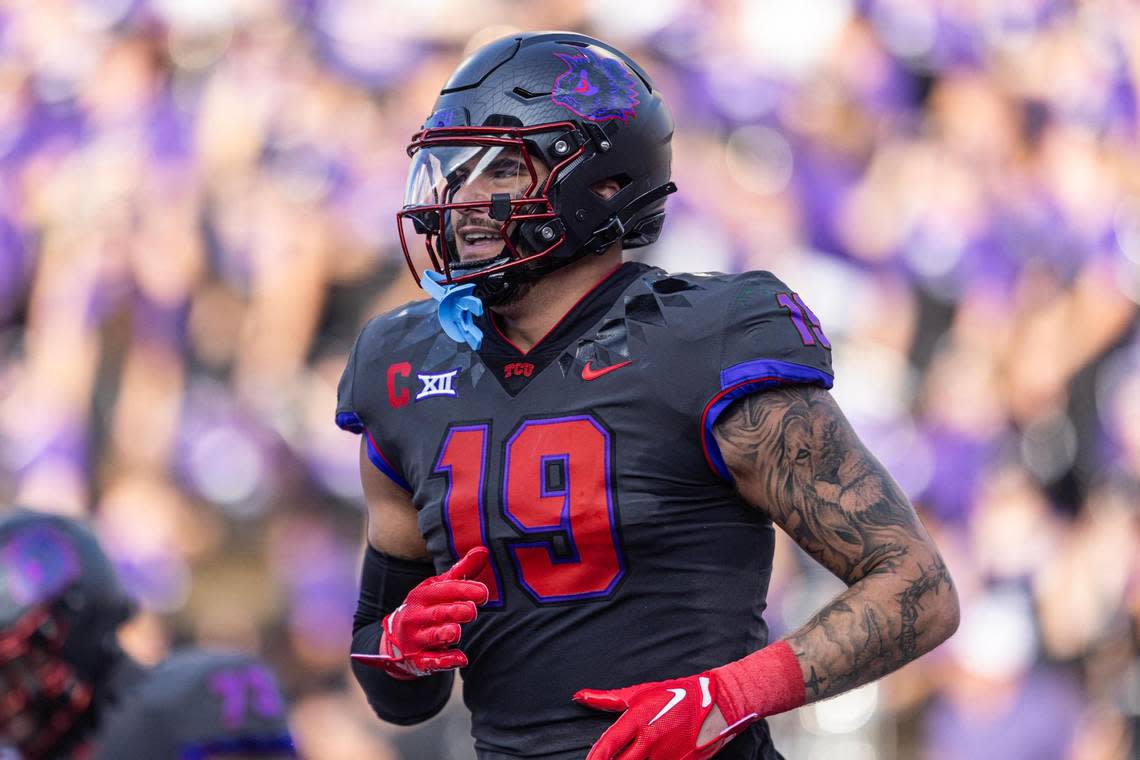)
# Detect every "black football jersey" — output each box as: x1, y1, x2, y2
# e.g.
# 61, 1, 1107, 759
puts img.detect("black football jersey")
337, 263, 834, 759
92, 650, 295, 759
